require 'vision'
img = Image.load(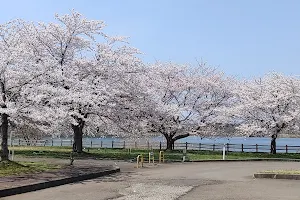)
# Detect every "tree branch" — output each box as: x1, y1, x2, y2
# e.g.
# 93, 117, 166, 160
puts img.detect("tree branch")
173, 133, 189, 141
